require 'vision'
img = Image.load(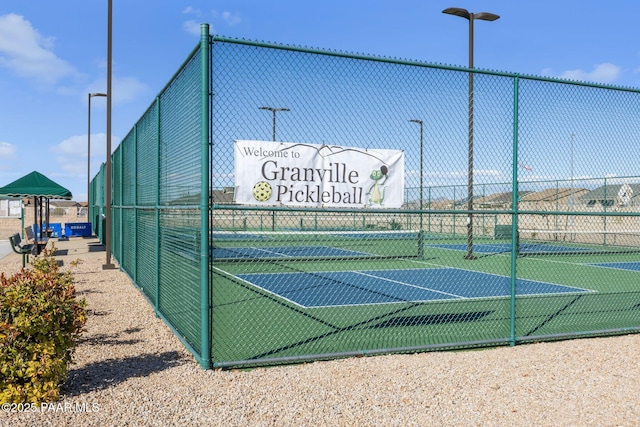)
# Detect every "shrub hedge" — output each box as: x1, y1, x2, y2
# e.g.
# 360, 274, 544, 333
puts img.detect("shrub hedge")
0, 246, 86, 403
